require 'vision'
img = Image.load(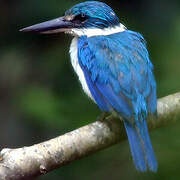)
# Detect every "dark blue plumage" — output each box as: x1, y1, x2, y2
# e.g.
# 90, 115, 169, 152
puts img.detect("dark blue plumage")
21, 0, 158, 172
78, 30, 157, 171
